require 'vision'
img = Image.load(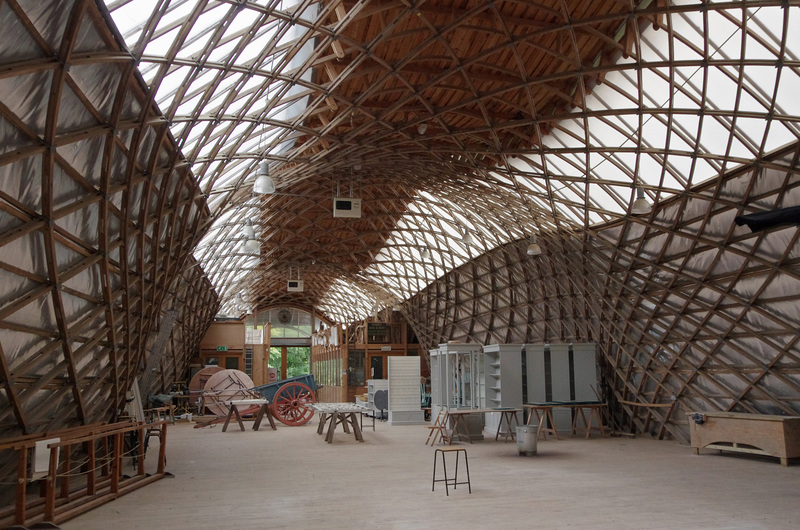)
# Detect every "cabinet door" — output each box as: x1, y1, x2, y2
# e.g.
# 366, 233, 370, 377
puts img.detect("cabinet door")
525, 344, 547, 403
572, 343, 598, 401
